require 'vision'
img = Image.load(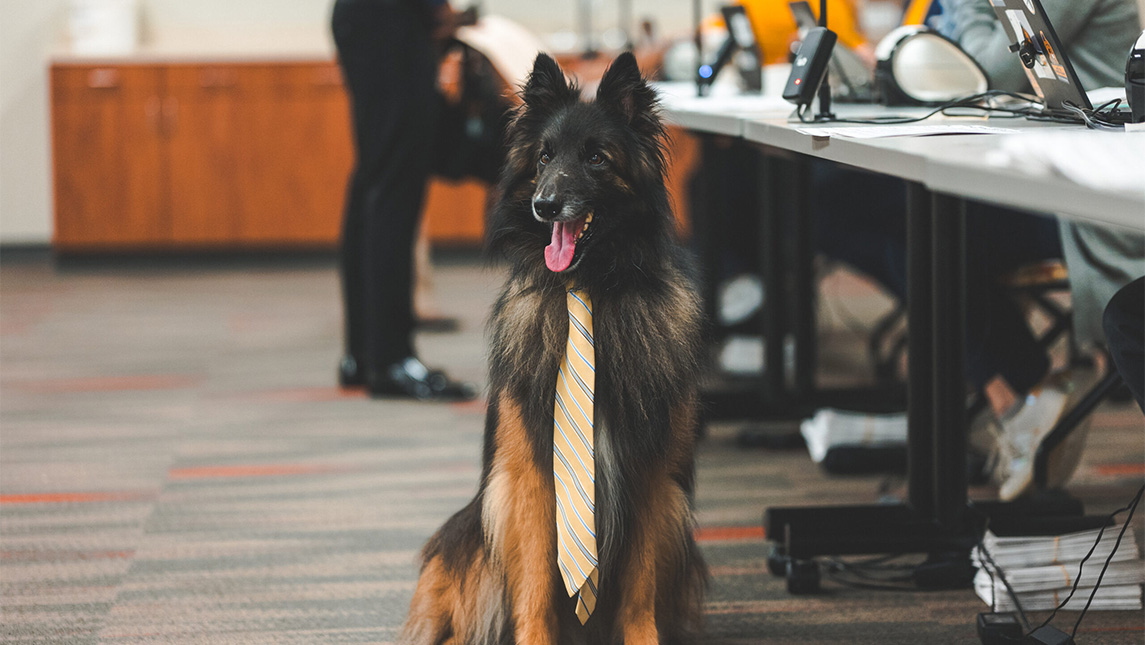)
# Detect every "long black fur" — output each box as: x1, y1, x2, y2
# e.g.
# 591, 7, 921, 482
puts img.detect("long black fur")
408, 52, 707, 645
